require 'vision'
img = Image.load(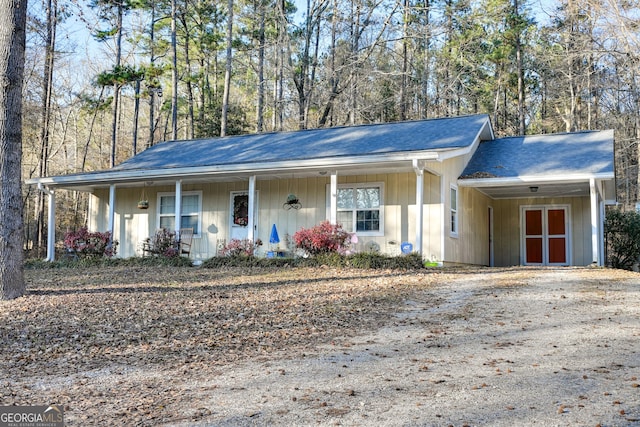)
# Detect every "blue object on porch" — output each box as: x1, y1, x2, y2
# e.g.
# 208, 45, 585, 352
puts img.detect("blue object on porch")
269, 224, 280, 244
401, 242, 413, 254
